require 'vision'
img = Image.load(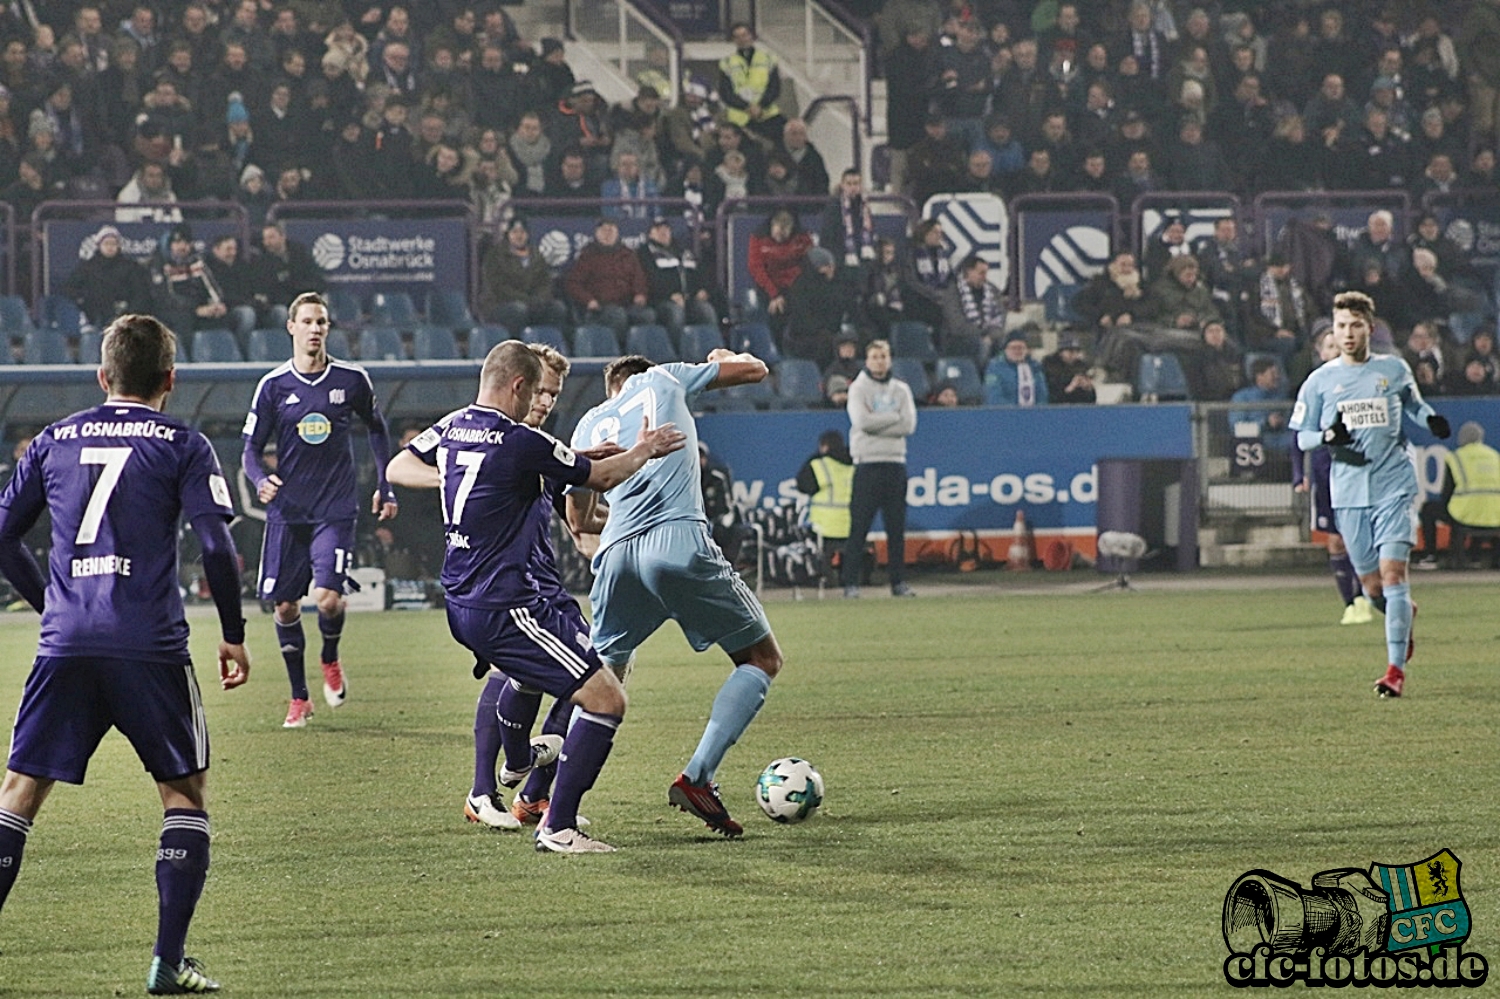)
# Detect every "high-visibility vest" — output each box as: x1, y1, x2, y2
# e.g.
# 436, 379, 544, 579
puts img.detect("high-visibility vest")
1446, 442, 1500, 527
719, 48, 779, 126
808, 456, 853, 539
